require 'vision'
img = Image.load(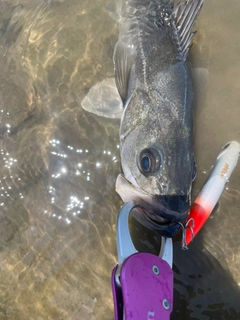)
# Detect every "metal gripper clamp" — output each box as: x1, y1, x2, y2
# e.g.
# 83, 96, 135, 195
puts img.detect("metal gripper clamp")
111, 201, 174, 320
